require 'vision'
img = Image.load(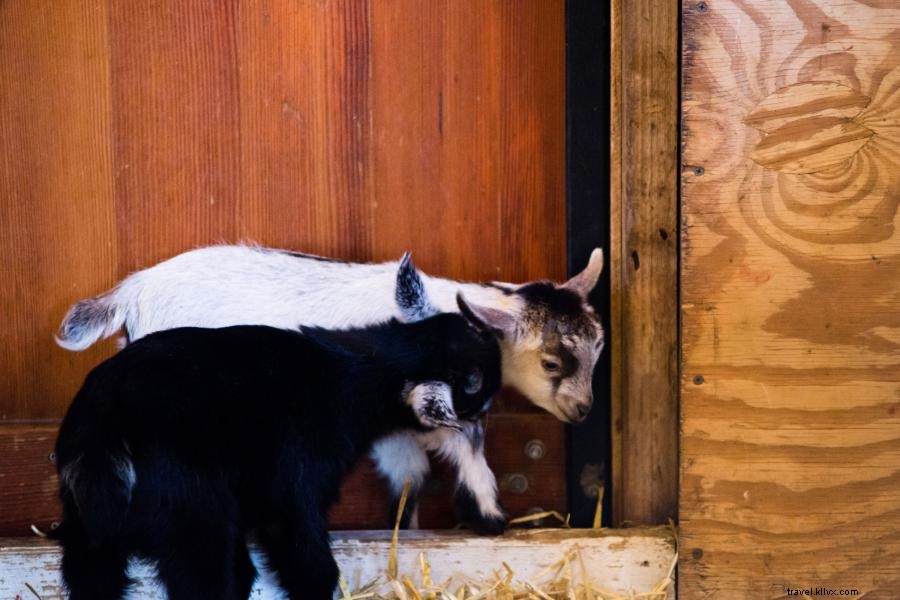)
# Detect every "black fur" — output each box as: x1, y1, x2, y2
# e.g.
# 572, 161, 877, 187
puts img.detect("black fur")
395, 252, 438, 321
54, 315, 500, 600
514, 281, 585, 319
389, 492, 418, 530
